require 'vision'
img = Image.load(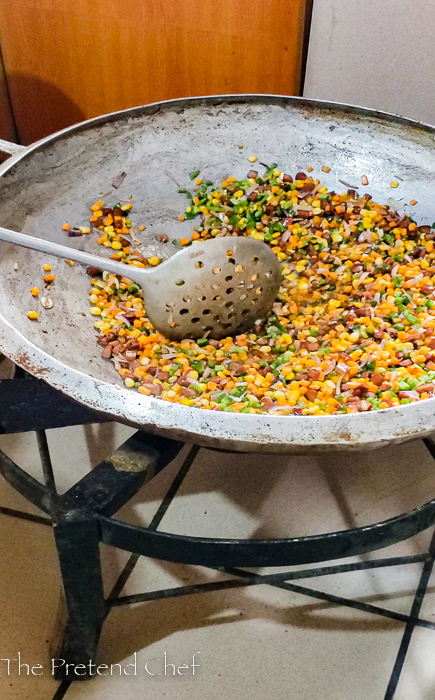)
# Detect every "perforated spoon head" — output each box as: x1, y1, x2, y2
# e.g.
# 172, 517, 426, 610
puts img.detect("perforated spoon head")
0, 225, 281, 342
141, 237, 282, 340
